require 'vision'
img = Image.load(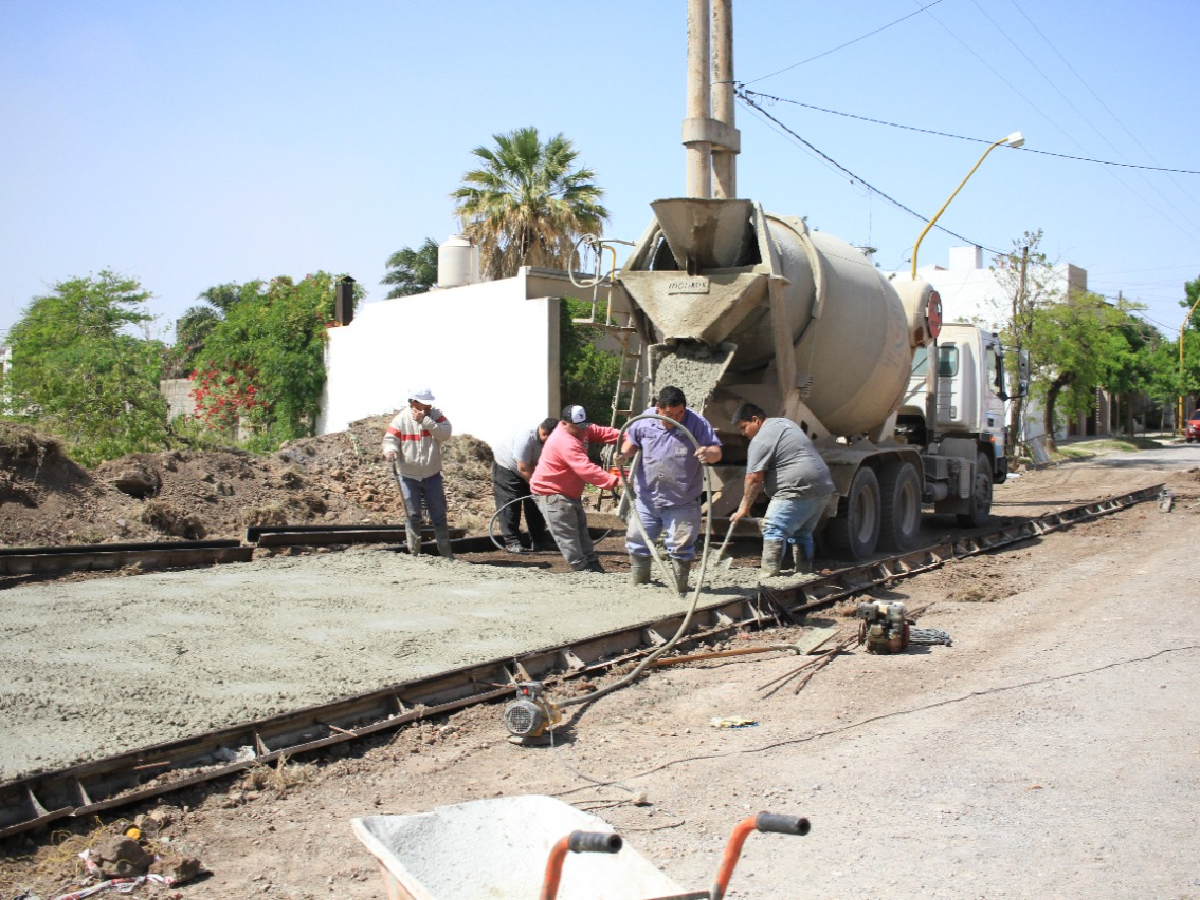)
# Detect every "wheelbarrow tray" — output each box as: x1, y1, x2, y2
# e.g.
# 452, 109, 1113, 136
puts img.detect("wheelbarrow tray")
351, 794, 698, 900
